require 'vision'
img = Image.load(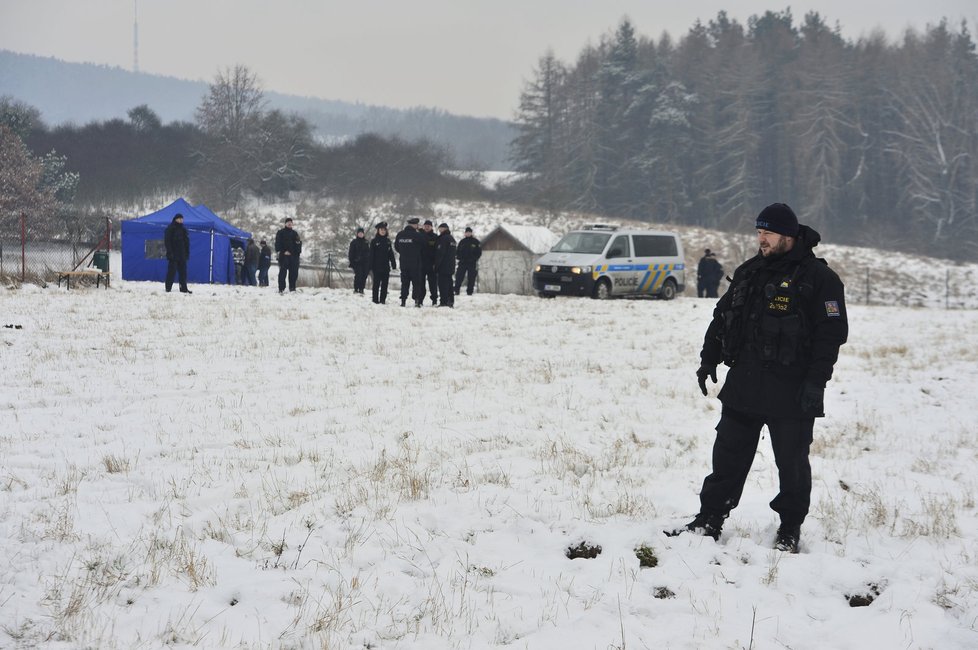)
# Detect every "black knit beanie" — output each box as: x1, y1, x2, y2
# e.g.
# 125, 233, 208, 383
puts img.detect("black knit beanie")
755, 203, 799, 237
